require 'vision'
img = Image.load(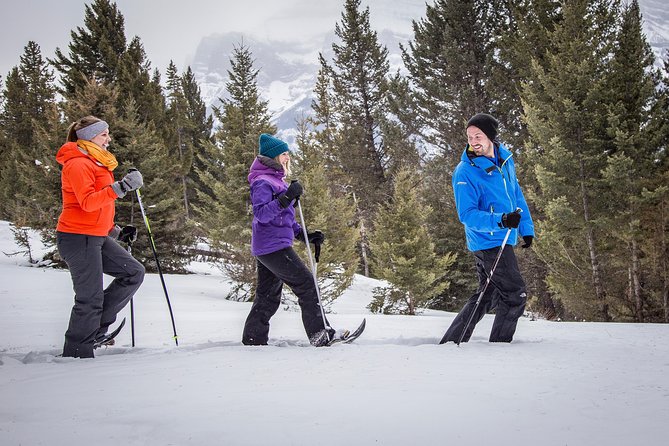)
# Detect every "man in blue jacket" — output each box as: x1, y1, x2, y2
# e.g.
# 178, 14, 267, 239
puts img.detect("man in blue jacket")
440, 113, 535, 344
